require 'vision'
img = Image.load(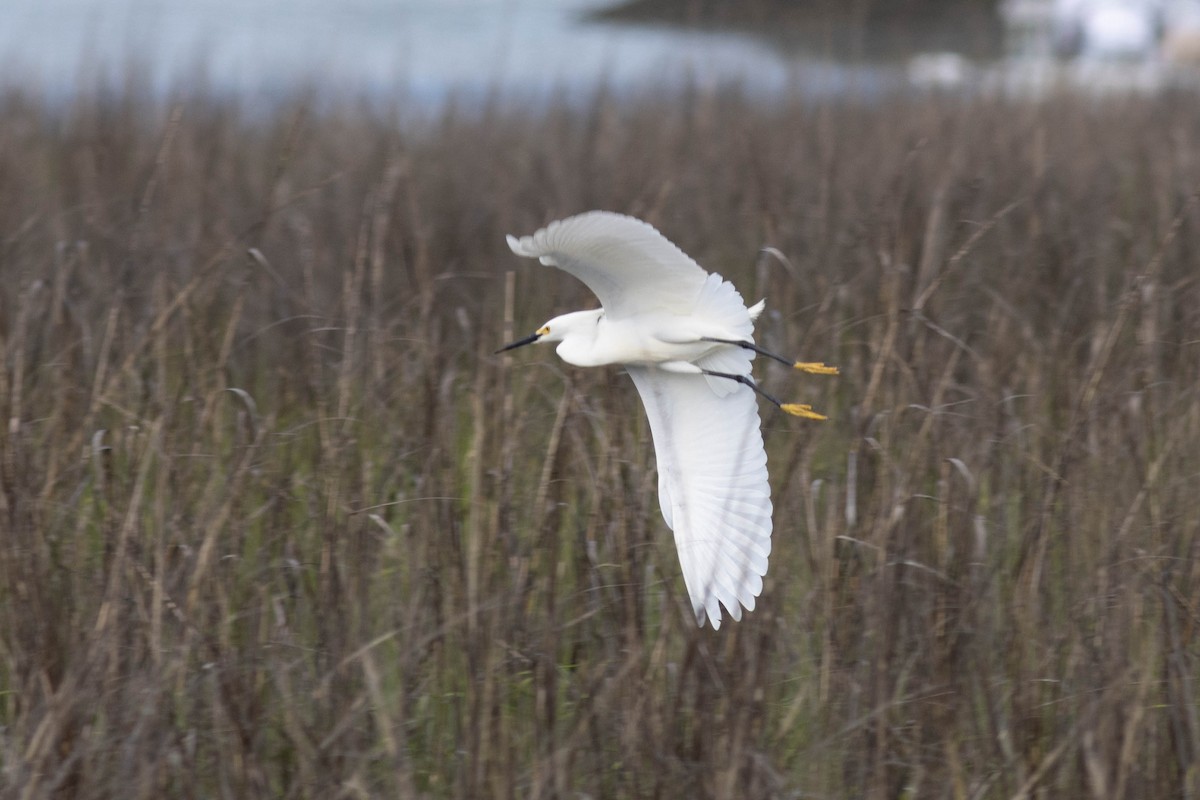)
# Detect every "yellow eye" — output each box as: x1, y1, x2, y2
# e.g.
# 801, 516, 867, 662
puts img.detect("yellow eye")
537, 326, 550, 336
